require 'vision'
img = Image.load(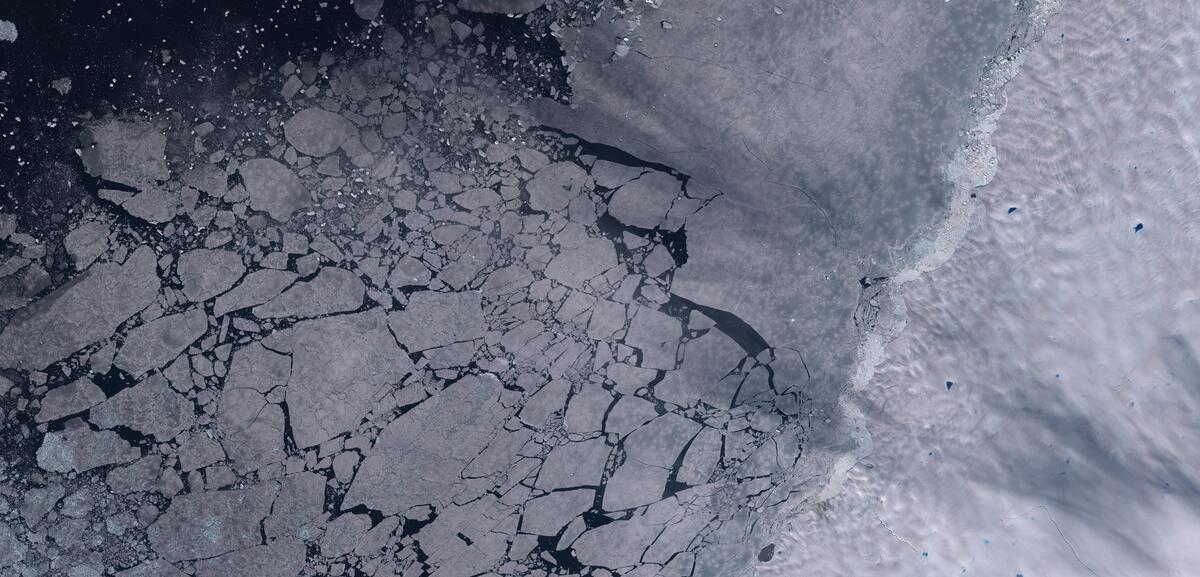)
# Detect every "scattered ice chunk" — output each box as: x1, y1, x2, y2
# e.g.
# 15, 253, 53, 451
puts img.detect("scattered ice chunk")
386, 255, 432, 289
321, 513, 371, 557
603, 395, 659, 436
564, 384, 611, 433
216, 384, 286, 471
51, 77, 72, 95
114, 309, 208, 376
590, 160, 645, 189
677, 428, 722, 485
573, 499, 677, 568
354, 516, 400, 557
544, 237, 618, 290
253, 266, 365, 319
451, 187, 502, 211
283, 107, 358, 157
428, 14, 453, 46
118, 187, 181, 223
178, 248, 246, 302
212, 269, 297, 317
331, 451, 359, 483
36, 376, 106, 422
587, 298, 627, 341
19, 484, 65, 526
527, 161, 588, 212
89, 374, 194, 440
265, 472, 326, 541
105, 454, 163, 495
643, 244, 675, 277
604, 413, 699, 509
535, 437, 611, 490
521, 489, 594, 535
608, 171, 683, 229
481, 264, 534, 297
181, 164, 228, 197
456, 0, 546, 14
193, 537, 306, 577
654, 327, 745, 408
603, 458, 669, 510
609, 362, 657, 393
63, 220, 111, 270
175, 430, 227, 471
624, 306, 683, 370
424, 340, 479, 369
0, 20, 16, 43
279, 75, 303, 100
37, 426, 140, 473
115, 560, 188, 577
79, 121, 169, 188
239, 158, 308, 221
381, 113, 407, 139
0, 522, 26, 570
353, 0, 385, 20
518, 378, 570, 427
